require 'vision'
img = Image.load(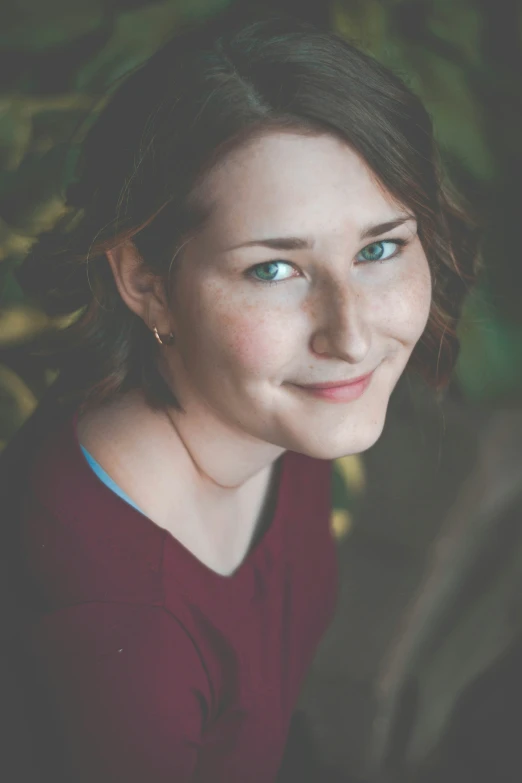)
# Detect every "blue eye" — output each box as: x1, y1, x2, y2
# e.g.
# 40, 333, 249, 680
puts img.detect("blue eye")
248, 260, 296, 286
247, 238, 407, 287
357, 240, 404, 263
